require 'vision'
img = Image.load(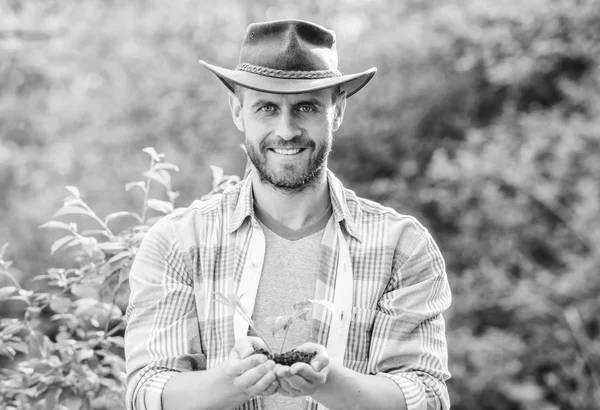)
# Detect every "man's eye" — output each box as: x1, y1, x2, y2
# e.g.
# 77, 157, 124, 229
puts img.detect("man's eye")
259, 105, 276, 112
298, 105, 315, 113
